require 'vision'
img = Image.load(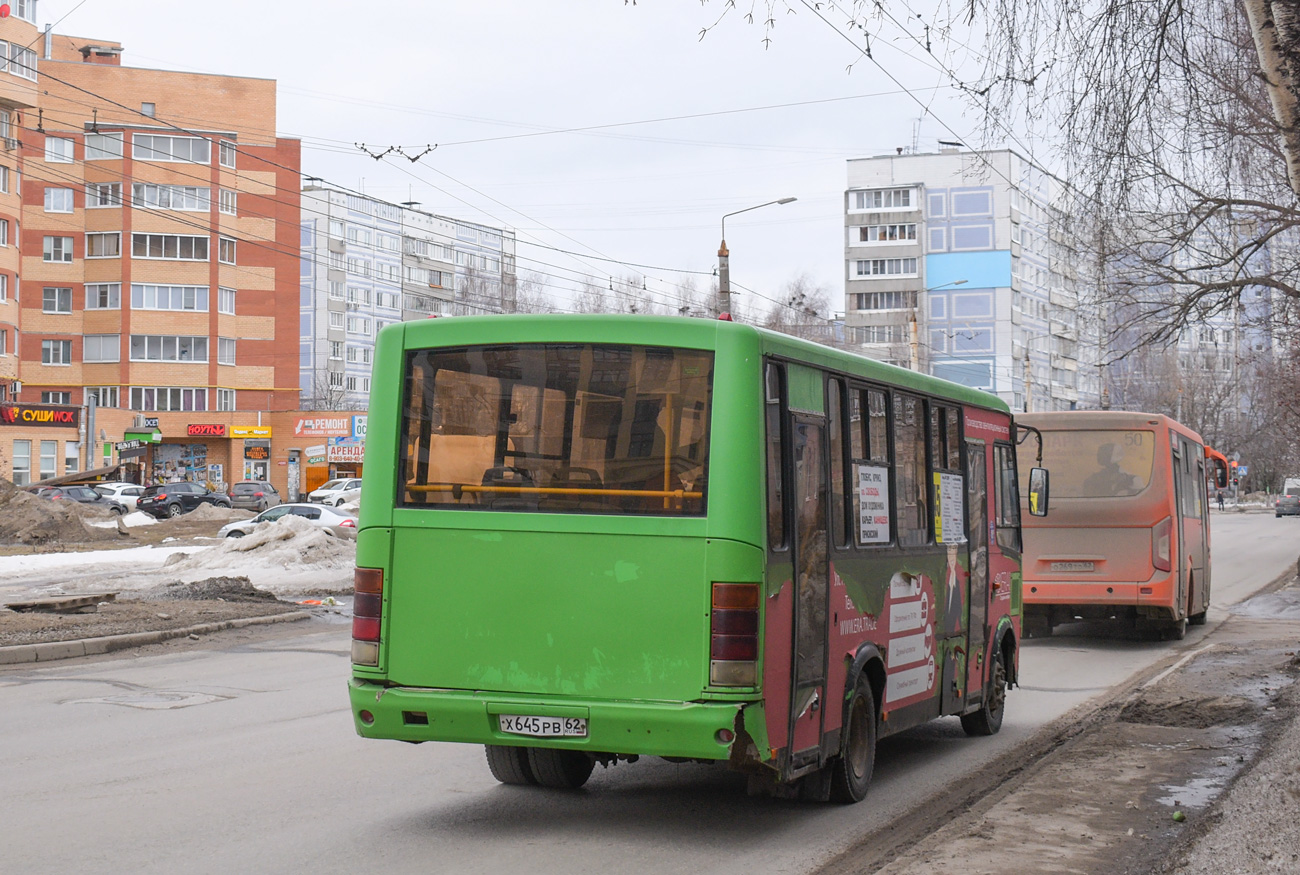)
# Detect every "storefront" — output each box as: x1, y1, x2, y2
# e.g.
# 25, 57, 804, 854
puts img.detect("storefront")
1, 402, 82, 486
291, 414, 364, 495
